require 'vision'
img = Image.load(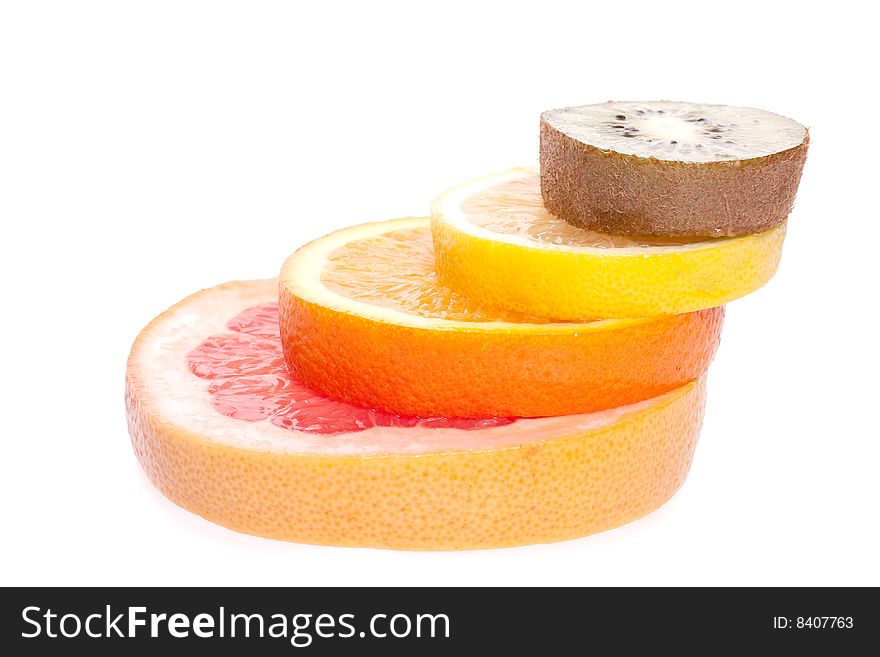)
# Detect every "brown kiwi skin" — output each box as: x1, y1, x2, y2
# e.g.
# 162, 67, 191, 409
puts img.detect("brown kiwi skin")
539, 115, 809, 238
